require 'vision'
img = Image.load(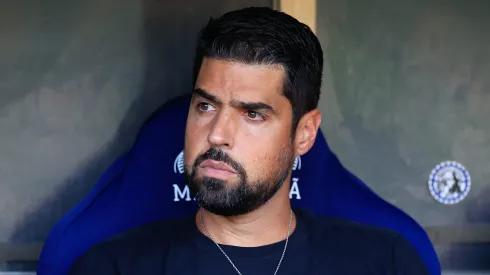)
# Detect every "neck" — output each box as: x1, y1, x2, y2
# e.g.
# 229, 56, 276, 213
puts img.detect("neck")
196, 182, 296, 247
